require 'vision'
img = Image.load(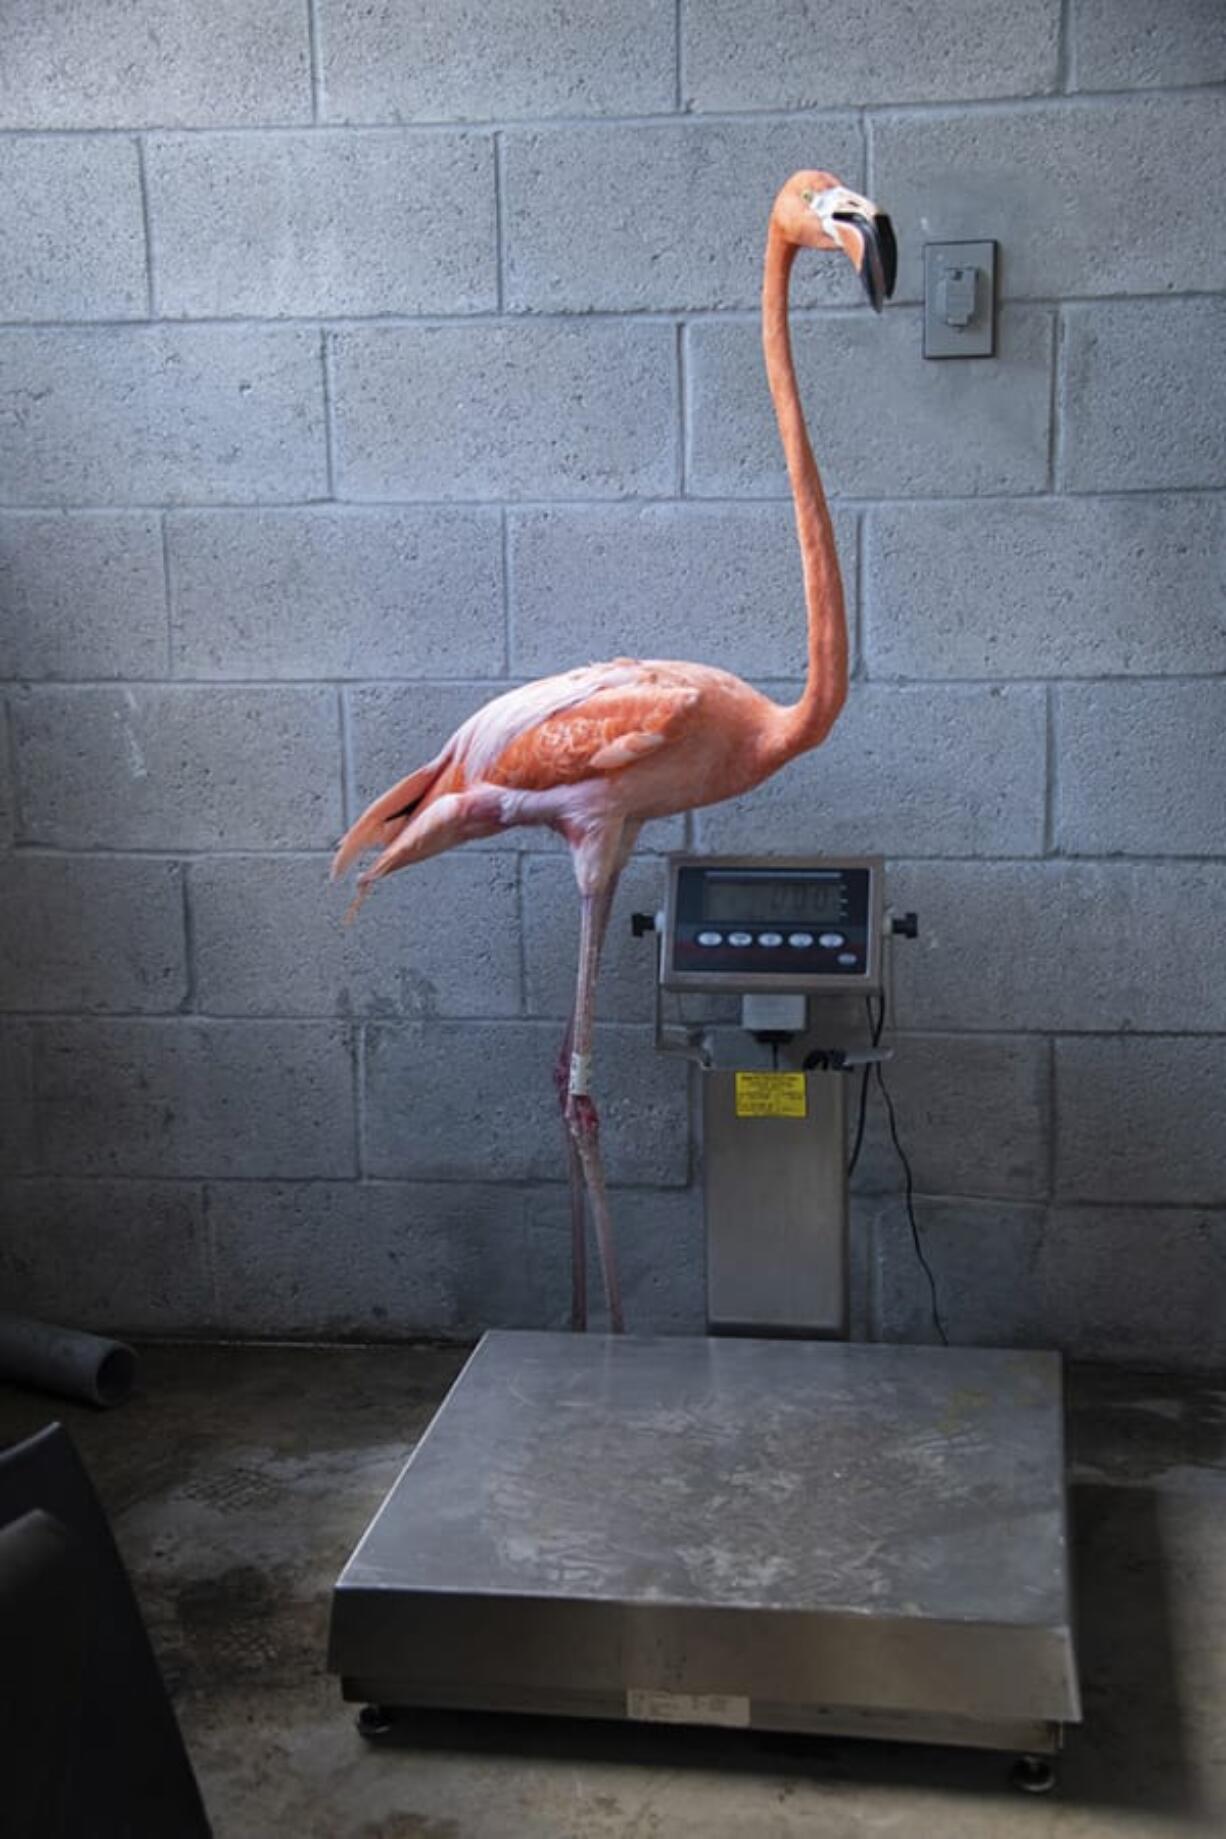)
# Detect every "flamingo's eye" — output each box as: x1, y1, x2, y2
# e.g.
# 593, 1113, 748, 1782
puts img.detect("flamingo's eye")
801, 188, 815, 204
